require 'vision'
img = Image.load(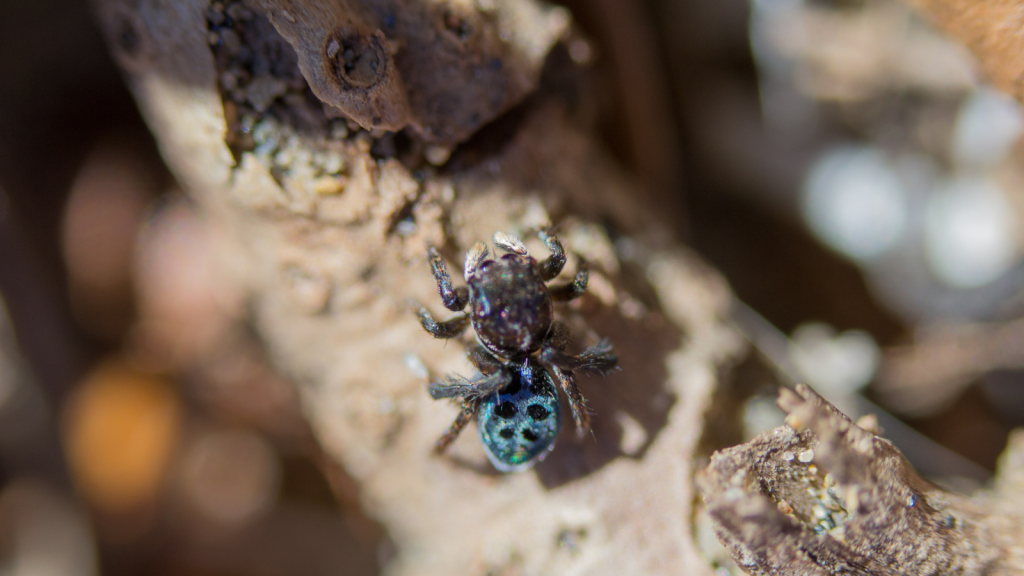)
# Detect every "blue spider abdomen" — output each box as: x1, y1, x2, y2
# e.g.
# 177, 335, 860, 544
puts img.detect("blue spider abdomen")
477, 364, 561, 472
